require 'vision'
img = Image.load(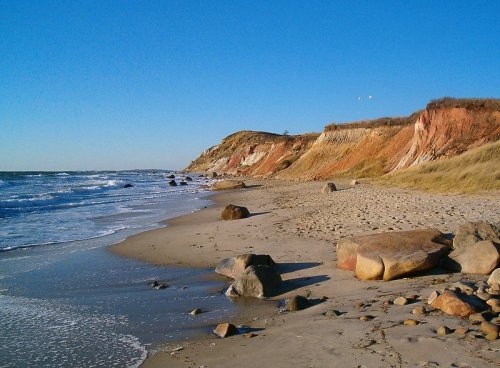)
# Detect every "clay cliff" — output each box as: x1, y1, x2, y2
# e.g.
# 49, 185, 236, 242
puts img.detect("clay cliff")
185, 98, 500, 180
